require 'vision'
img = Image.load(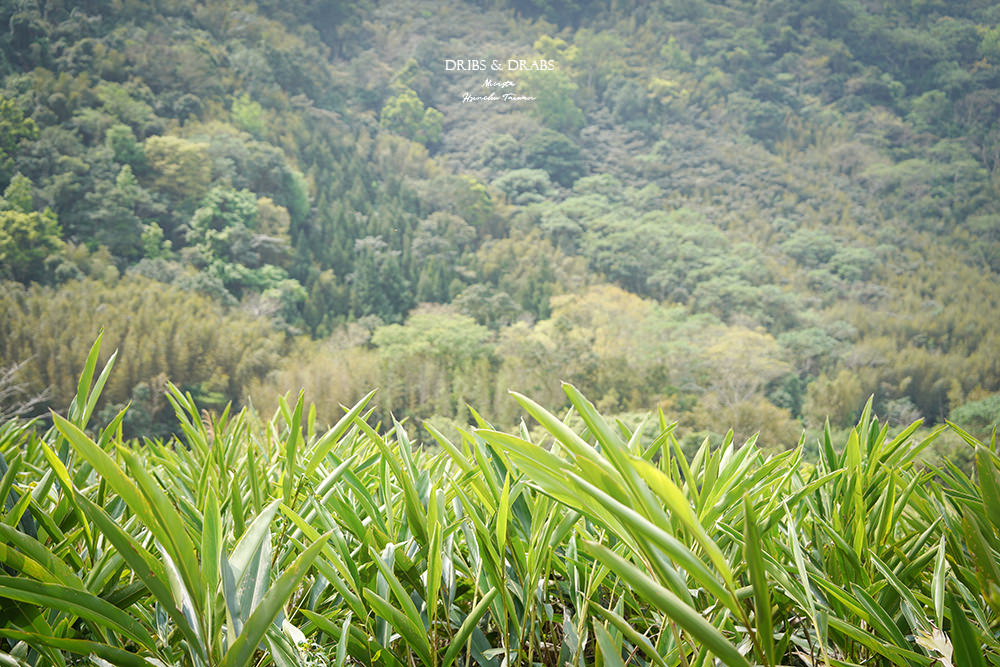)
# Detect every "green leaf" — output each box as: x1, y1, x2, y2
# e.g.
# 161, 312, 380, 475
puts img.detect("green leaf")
202, 486, 221, 614
81, 348, 118, 430
75, 493, 206, 663
786, 505, 831, 665
363, 590, 433, 667
589, 602, 668, 667
593, 622, 626, 667
584, 541, 751, 667
220, 532, 332, 667
230, 499, 282, 580
336, 612, 351, 667
845, 429, 866, 559
305, 390, 376, 476
119, 446, 204, 615
353, 416, 427, 543
0, 628, 149, 667
496, 473, 511, 550
51, 414, 150, 535
0, 577, 157, 652
975, 446, 1000, 534
743, 495, 774, 665
367, 545, 426, 645
825, 616, 932, 665
632, 456, 735, 590
441, 587, 499, 667
948, 596, 986, 667
933, 536, 947, 629
0, 526, 79, 586
68, 333, 102, 426
426, 522, 443, 628
566, 472, 725, 608
508, 391, 613, 474
283, 390, 304, 505
35, 439, 93, 551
